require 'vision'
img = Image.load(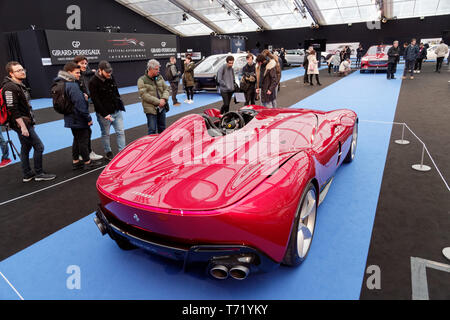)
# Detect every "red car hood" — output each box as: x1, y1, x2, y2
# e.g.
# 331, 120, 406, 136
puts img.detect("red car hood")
364, 53, 387, 60
98, 111, 316, 211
